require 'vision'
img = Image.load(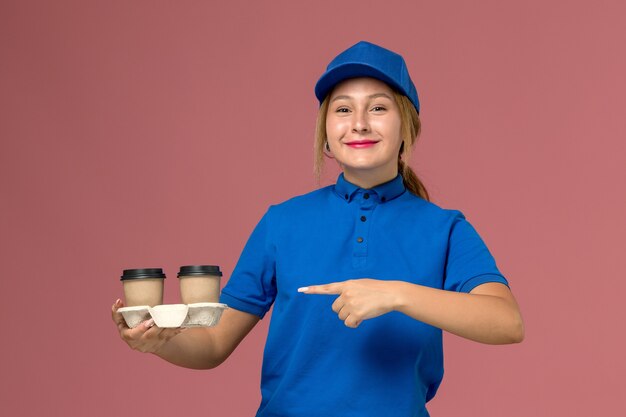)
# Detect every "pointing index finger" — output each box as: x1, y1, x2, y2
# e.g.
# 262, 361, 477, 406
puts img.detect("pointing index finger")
298, 282, 344, 295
